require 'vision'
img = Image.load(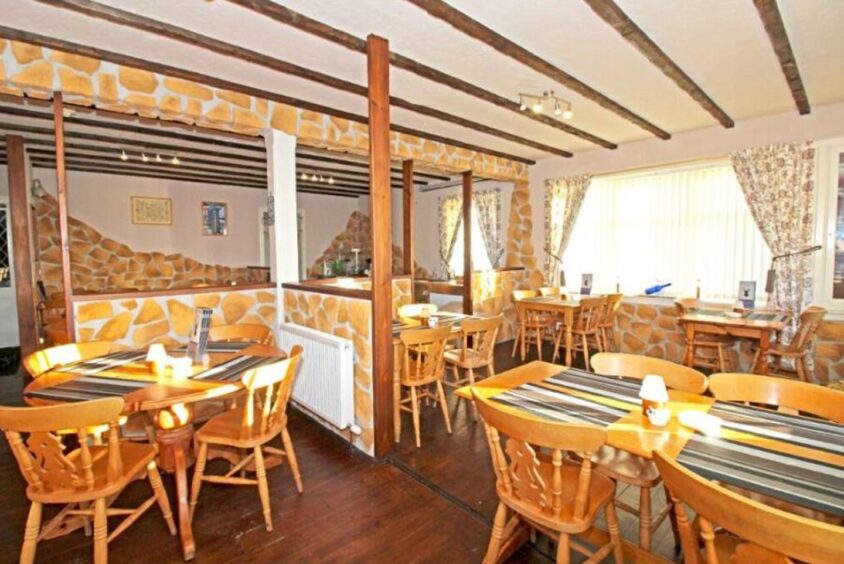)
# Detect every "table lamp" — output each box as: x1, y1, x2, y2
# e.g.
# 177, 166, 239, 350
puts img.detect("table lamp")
639, 374, 669, 414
